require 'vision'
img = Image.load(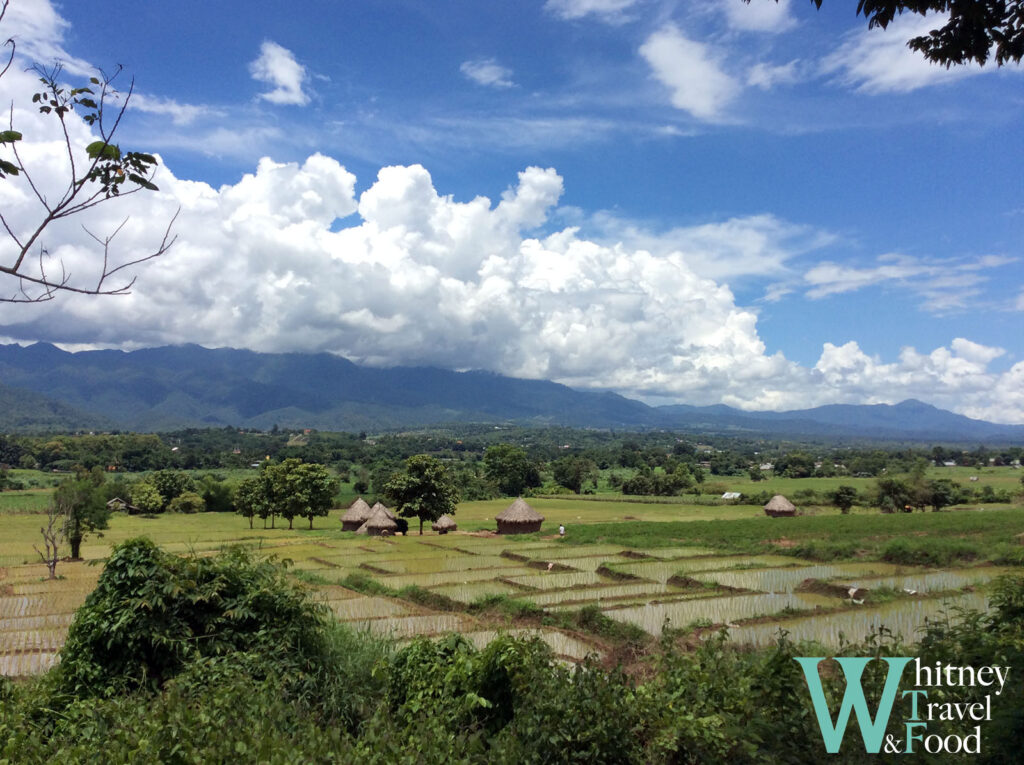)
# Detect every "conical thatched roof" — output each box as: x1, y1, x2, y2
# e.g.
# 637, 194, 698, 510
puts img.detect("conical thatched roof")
496, 498, 544, 523
432, 514, 457, 531
364, 506, 398, 531
764, 495, 796, 513
341, 497, 373, 523
372, 501, 398, 520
